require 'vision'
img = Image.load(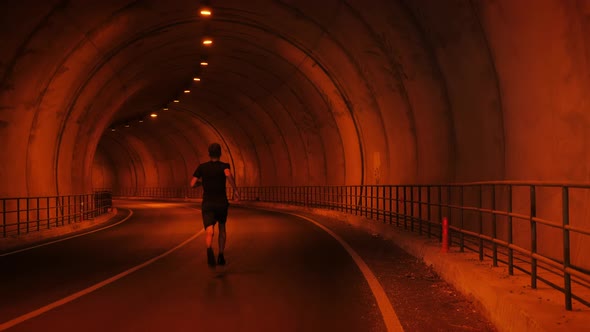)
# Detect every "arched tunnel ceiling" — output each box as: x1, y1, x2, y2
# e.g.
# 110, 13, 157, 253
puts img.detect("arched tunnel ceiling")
2, 0, 590, 197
